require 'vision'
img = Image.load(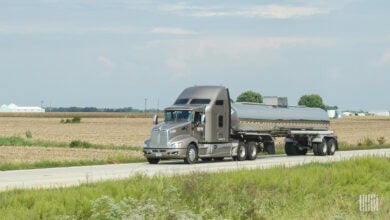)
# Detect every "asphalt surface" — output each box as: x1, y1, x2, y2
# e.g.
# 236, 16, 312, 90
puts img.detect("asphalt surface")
1, 148, 390, 191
